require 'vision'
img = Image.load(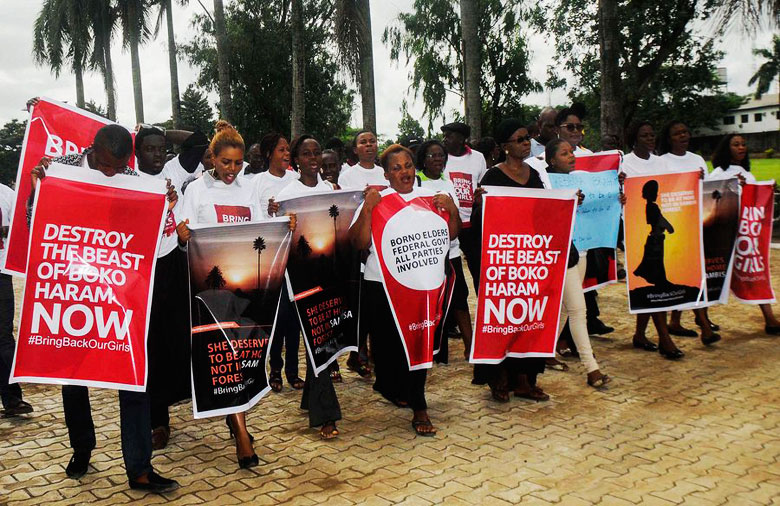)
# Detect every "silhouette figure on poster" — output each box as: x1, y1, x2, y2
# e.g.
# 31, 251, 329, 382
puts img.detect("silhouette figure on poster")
633, 180, 674, 286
